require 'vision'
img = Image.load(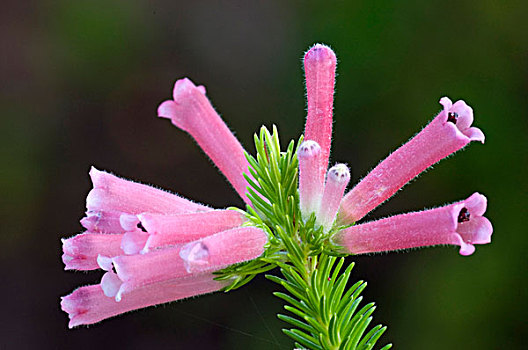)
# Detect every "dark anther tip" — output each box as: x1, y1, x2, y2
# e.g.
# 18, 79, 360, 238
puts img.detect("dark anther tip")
447, 112, 459, 124
457, 207, 471, 223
